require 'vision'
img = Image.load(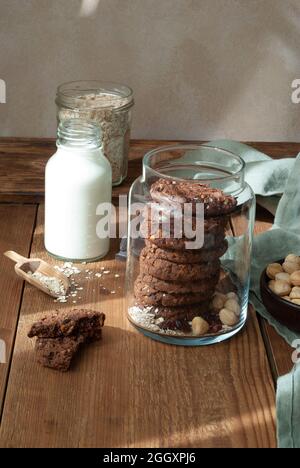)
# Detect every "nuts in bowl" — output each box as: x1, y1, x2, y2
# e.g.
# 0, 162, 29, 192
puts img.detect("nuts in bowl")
260, 254, 300, 333
265, 254, 300, 304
